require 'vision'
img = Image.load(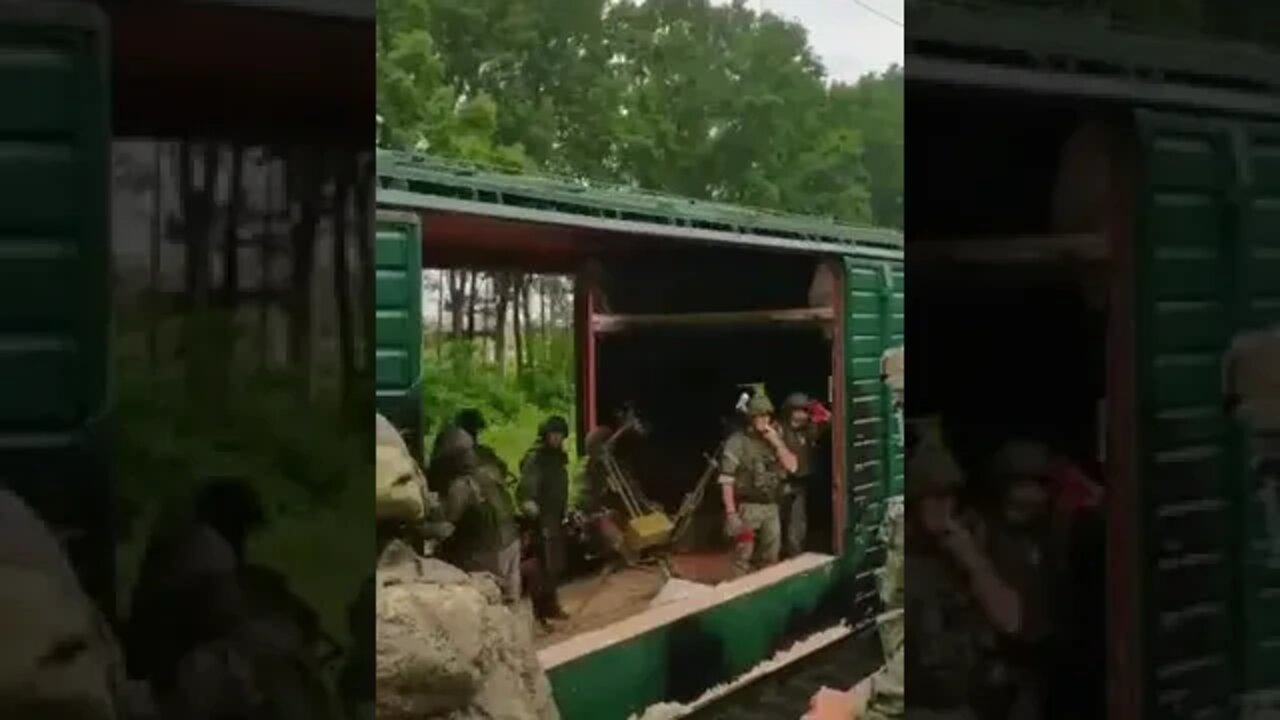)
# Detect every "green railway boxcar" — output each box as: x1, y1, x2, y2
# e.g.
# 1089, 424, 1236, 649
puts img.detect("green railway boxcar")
908, 3, 1280, 718
0, 0, 112, 611
375, 151, 904, 720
